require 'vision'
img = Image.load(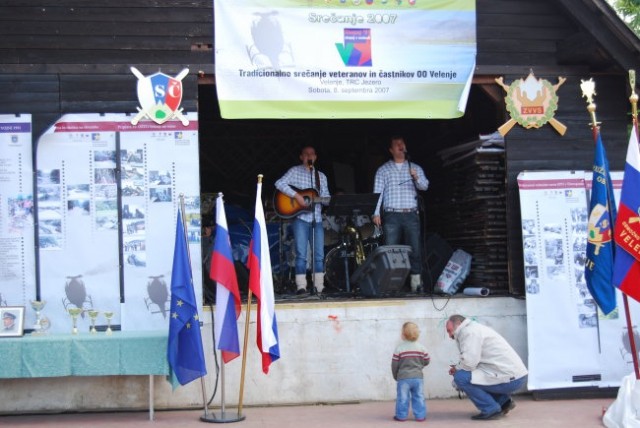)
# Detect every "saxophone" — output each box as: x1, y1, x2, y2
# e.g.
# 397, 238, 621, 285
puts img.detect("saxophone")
345, 225, 366, 265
